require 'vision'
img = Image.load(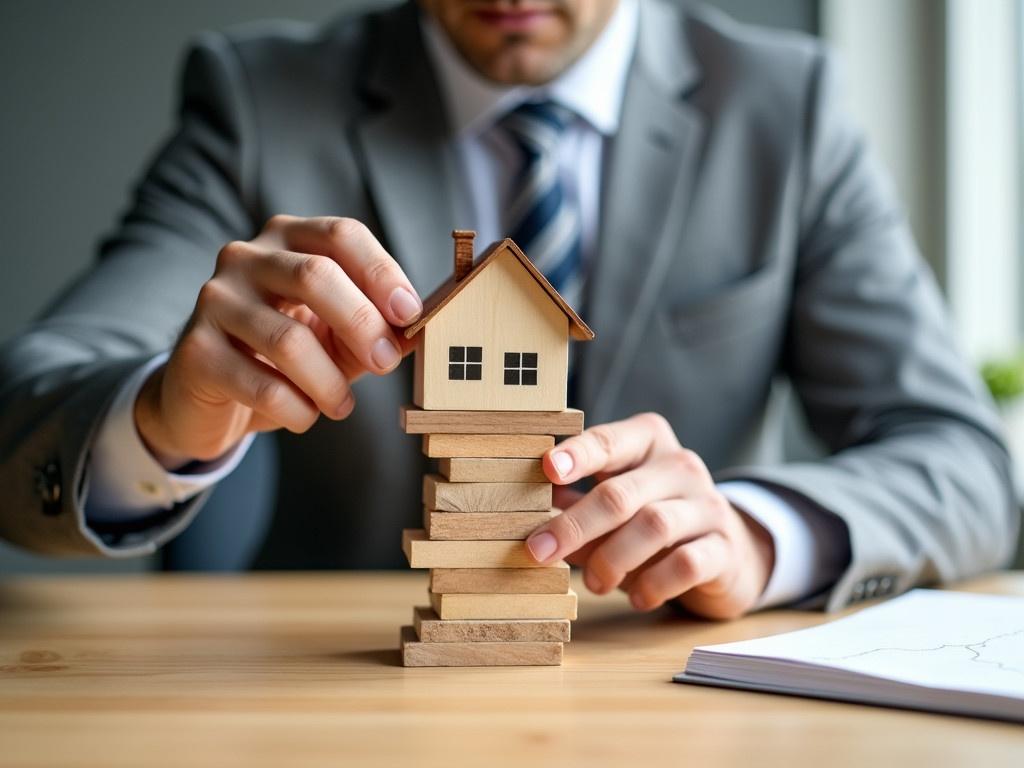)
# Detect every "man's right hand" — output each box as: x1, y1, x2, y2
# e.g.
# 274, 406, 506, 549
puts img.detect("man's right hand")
134, 216, 422, 469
